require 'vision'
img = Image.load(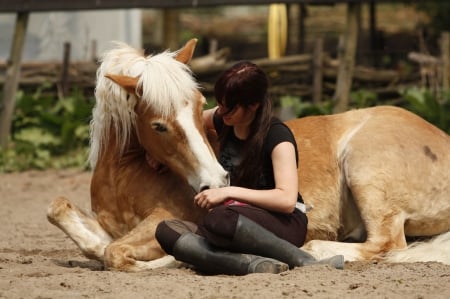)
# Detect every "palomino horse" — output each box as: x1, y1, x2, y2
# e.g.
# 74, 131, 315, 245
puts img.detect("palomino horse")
287, 105, 450, 264
47, 39, 228, 271
48, 39, 450, 270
